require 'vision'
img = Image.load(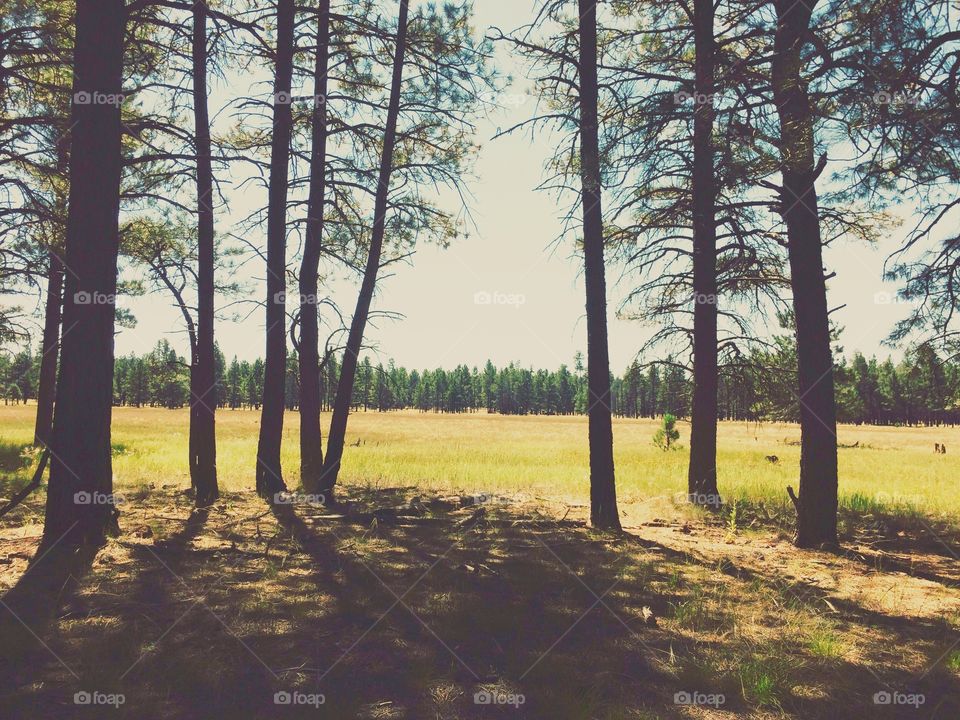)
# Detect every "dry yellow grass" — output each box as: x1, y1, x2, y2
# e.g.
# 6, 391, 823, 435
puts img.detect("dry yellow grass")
1, 404, 958, 519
